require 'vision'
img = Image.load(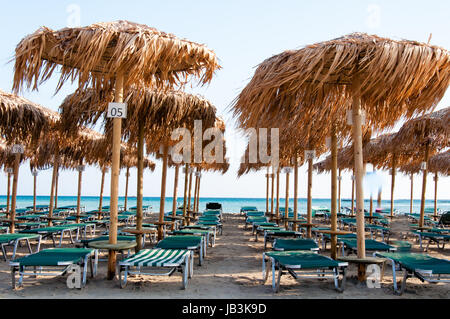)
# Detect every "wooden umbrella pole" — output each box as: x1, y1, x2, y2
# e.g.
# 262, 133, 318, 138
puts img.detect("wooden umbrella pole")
270, 167, 274, 217
306, 158, 313, 238
9, 153, 21, 233
76, 163, 83, 224
107, 72, 124, 280
196, 170, 201, 212
390, 154, 397, 217
410, 173, 414, 214
351, 173, 355, 215
419, 143, 429, 228
377, 188, 382, 209
275, 168, 280, 220
99, 168, 106, 213
187, 169, 193, 224
33, 173, 37, 212
338, 169, 342, 213
293, 159, 299, 231
434, 172, 438, 218
171, 165, 180, 231
193, 170, 199, 212
351, 72, 366, 274
48, 152, 59, 227
265, 167, 269, 215
182, 164, 189, 225
136, 120, 144, 251
6, 172, 11, 214
284, 169, 290, 229
124, 167, 130, 211
54, 169, 59, 209
330, 128, 338, 259
369, 195, 373, 220
158, 144, 169, 241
